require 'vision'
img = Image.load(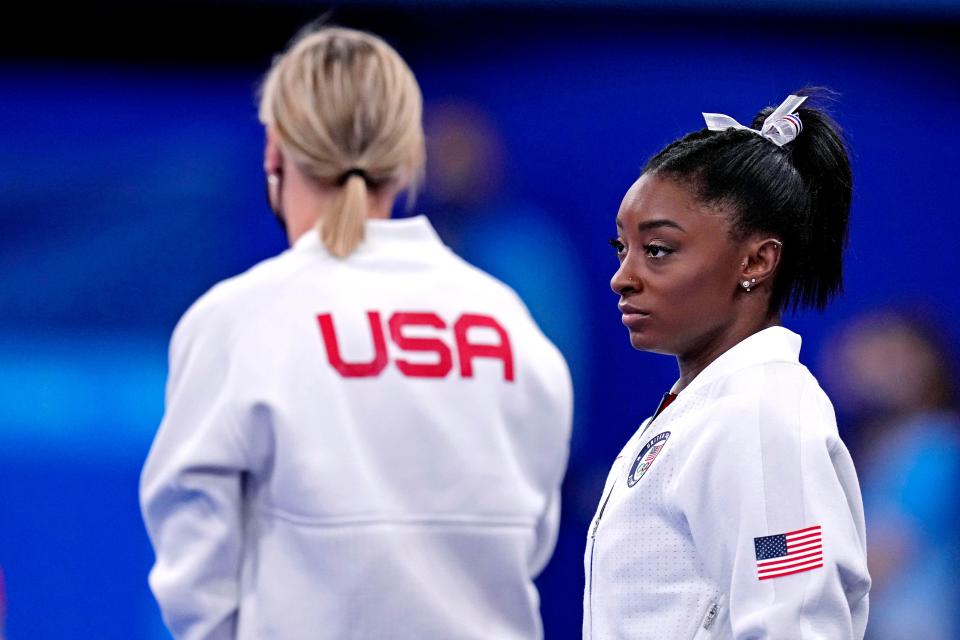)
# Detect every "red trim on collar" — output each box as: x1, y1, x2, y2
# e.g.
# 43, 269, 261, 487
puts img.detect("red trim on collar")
653, 392, 678, 420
